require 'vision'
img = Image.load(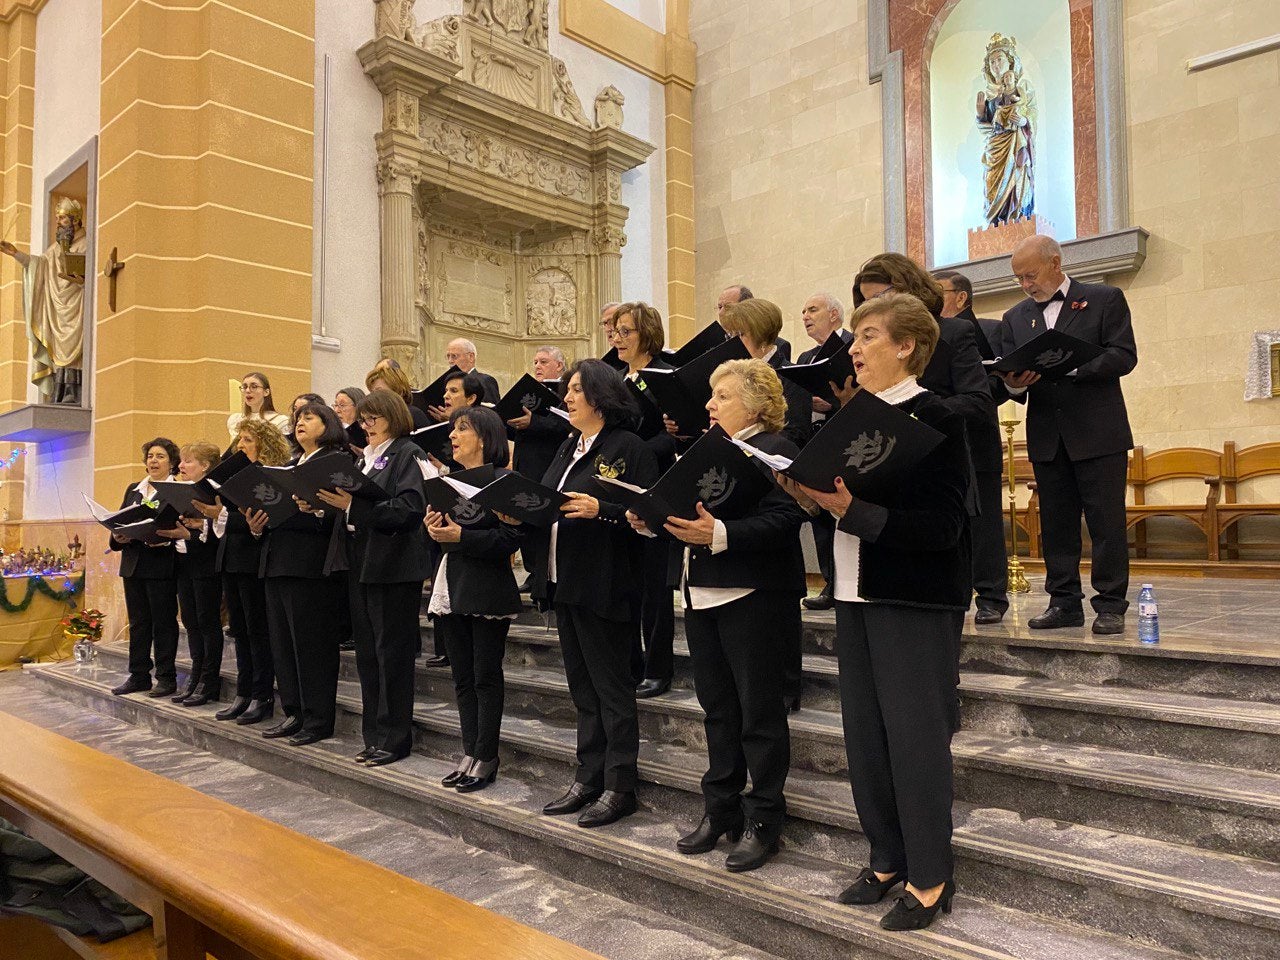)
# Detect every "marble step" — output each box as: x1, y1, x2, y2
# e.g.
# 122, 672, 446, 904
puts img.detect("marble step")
60, 647, 1280, 959
422, 604, 1280, 705
28, 661, 1198, 960
492, 623, 1280, 772
0, 675, 785, 960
